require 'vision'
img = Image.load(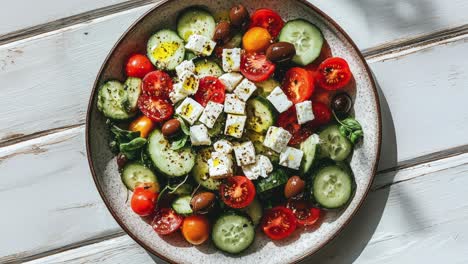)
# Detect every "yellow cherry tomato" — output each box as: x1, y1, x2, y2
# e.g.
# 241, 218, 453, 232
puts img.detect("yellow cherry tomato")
181, 215, 210, 245
129, 115, 154, 138
242, 27, 272, 52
